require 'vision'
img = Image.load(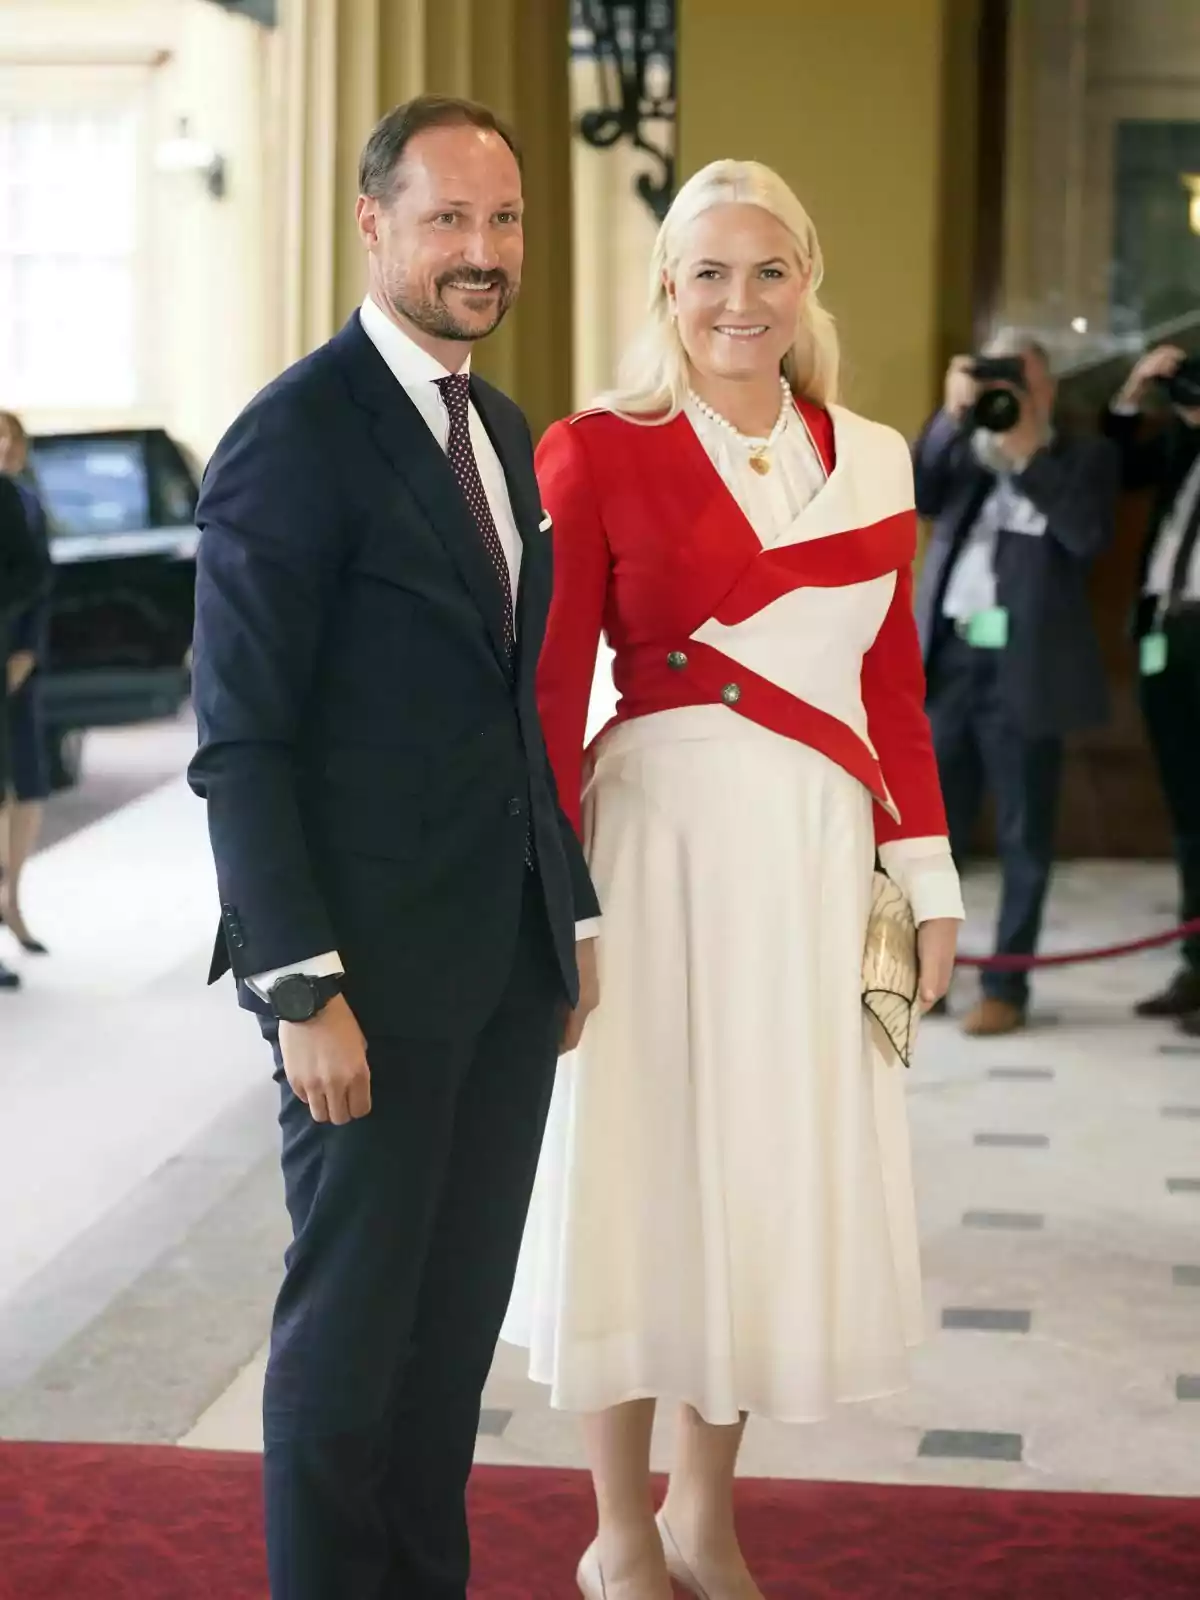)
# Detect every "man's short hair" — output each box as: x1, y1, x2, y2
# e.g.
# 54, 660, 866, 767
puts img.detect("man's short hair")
358, 95, 523, 202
